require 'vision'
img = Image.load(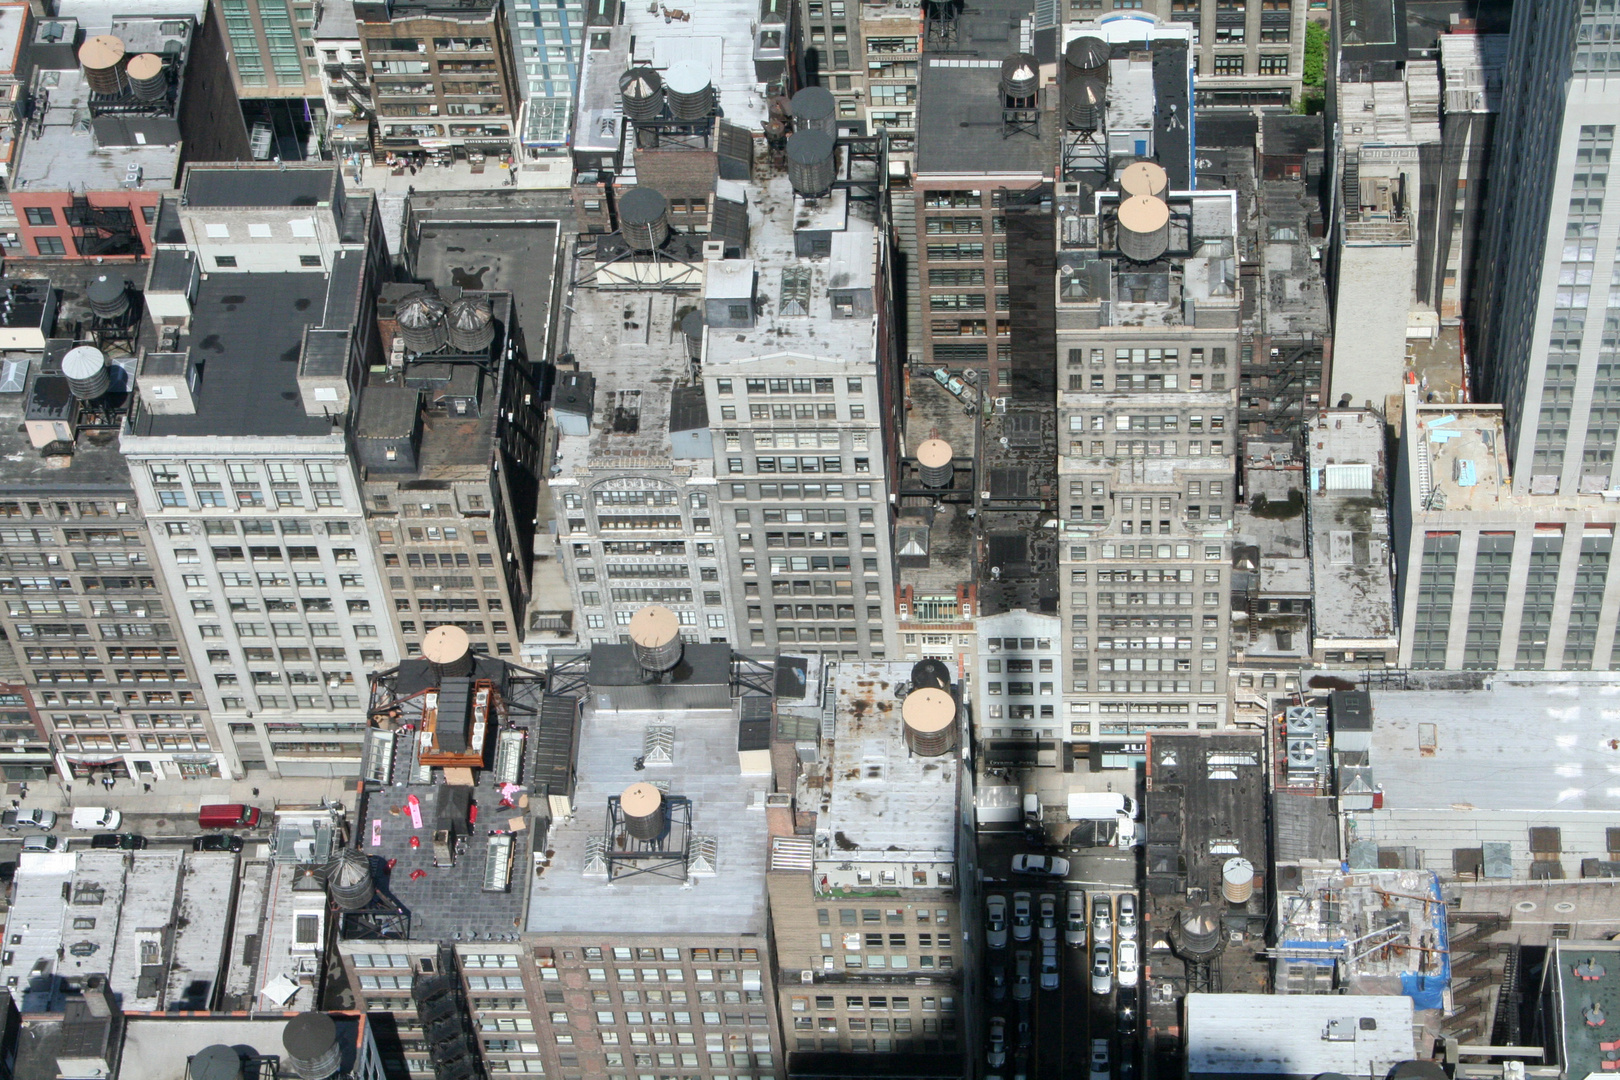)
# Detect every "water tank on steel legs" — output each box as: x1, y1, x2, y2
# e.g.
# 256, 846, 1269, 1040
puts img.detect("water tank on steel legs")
663, 61, 714, 120
790, 86, 837, 137
1118, 160, 1169, 199
395, 292, 449, 353
62, 346, 110, 400
78, 35, 126, 95
910, 658, 952, 693
999, 53, 1038, 100
282, 1012, 343, 1080
618, 187, 670, 251
446, 296, 496, 353
126, 53, 166, 102
619, 66, 664, 121
324, 847, 375, 911
1064, 35, 1110, 79
901, 687, 957, 756
916, 438, 954, 488
1064, 76, 1105, 132
189, 1046, 244, 1080
680, 309, 705, 361
629, 604, 683, 676
422, 624, 474, 678
786, 130, 836, 198
1116, 194, 1170, 262
86, 274, 130, 321
621, 782, 666, 842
